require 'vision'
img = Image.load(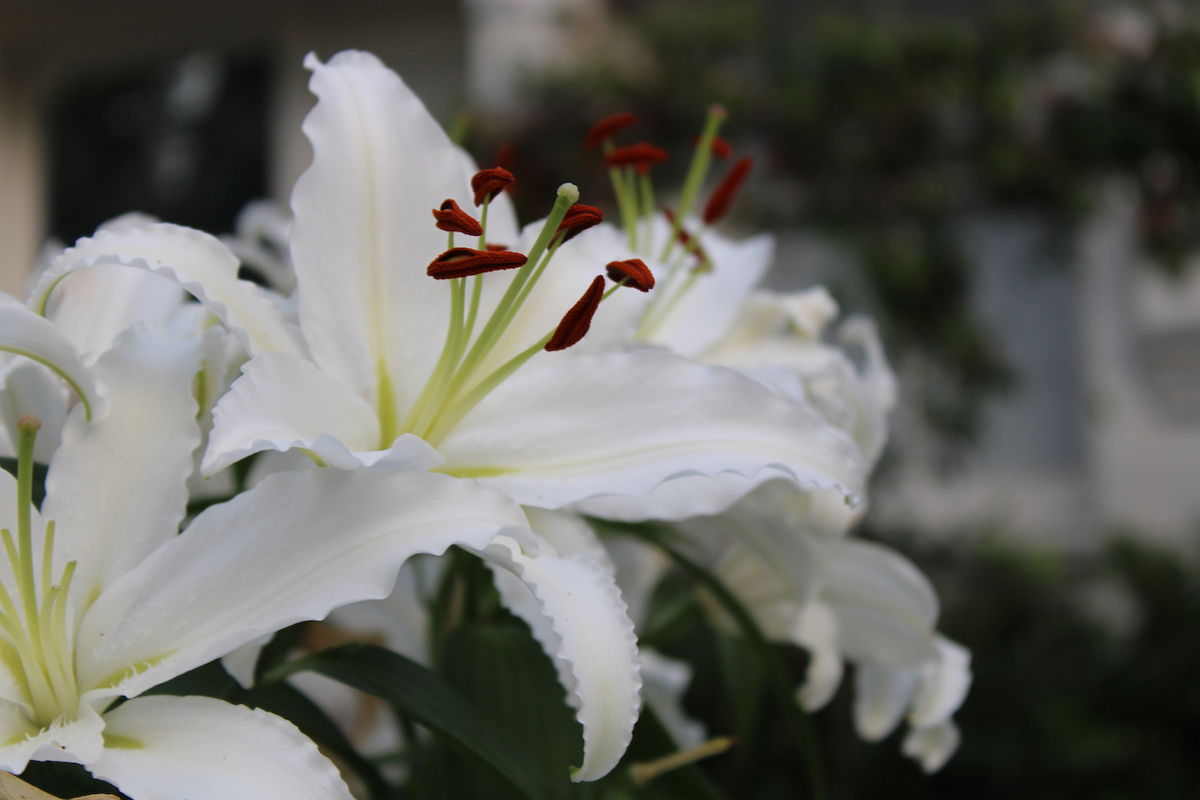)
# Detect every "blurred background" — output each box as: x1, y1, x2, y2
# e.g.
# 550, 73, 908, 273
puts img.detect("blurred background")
2, 0, 1199, 796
